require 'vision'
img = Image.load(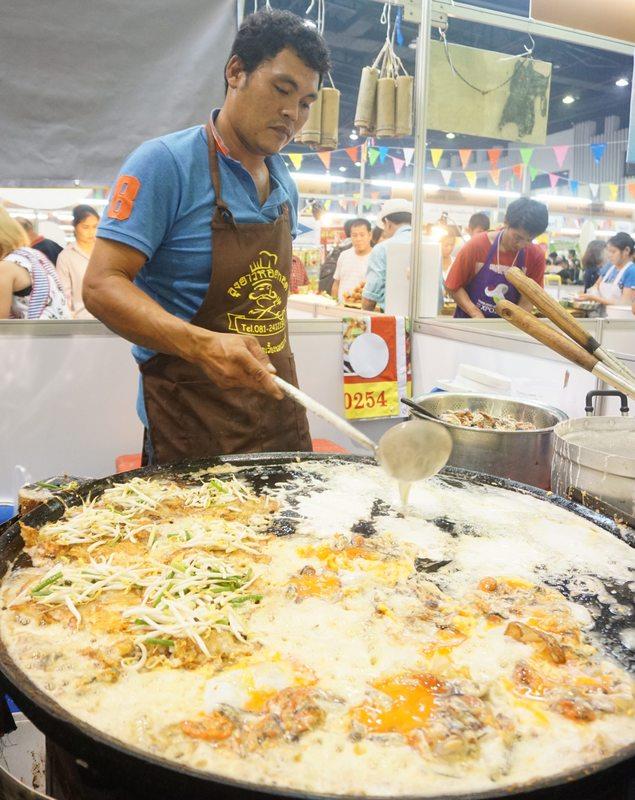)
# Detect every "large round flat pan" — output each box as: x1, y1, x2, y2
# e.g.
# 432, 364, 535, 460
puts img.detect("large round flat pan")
0, 453, 633, 800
